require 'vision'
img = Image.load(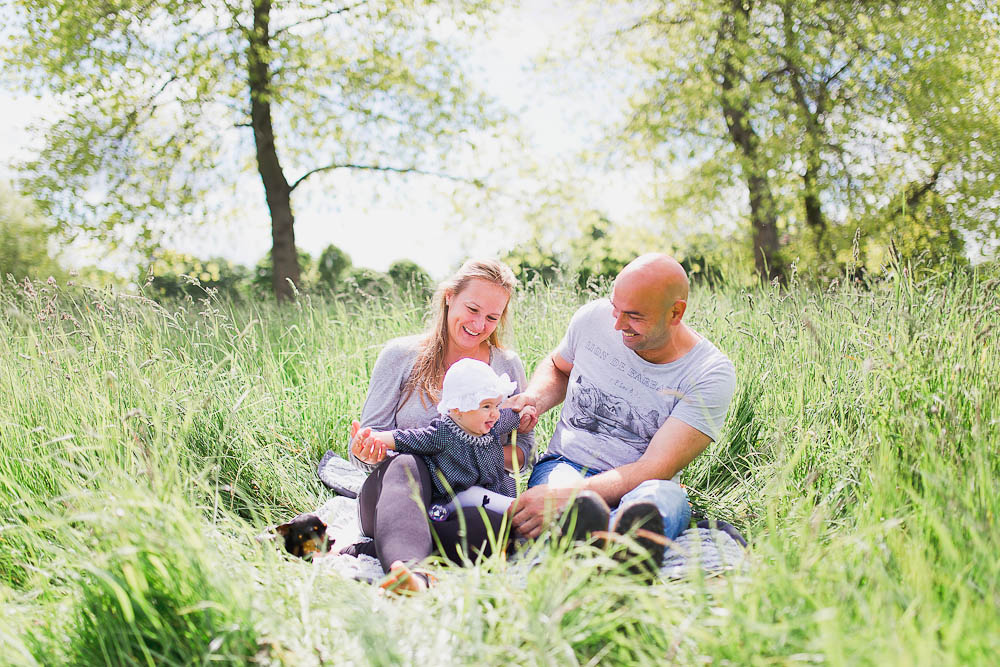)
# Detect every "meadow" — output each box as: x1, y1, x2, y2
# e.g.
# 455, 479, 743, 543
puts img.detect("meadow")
1, 265, 997, 666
